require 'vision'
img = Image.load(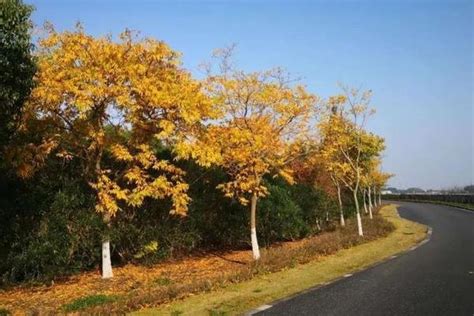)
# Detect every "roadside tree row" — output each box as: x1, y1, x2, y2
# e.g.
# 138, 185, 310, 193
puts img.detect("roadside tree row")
1, 14, 392, 279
